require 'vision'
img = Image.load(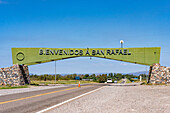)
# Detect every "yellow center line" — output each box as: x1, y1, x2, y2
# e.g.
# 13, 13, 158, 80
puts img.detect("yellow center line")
0, 85, 92, 105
